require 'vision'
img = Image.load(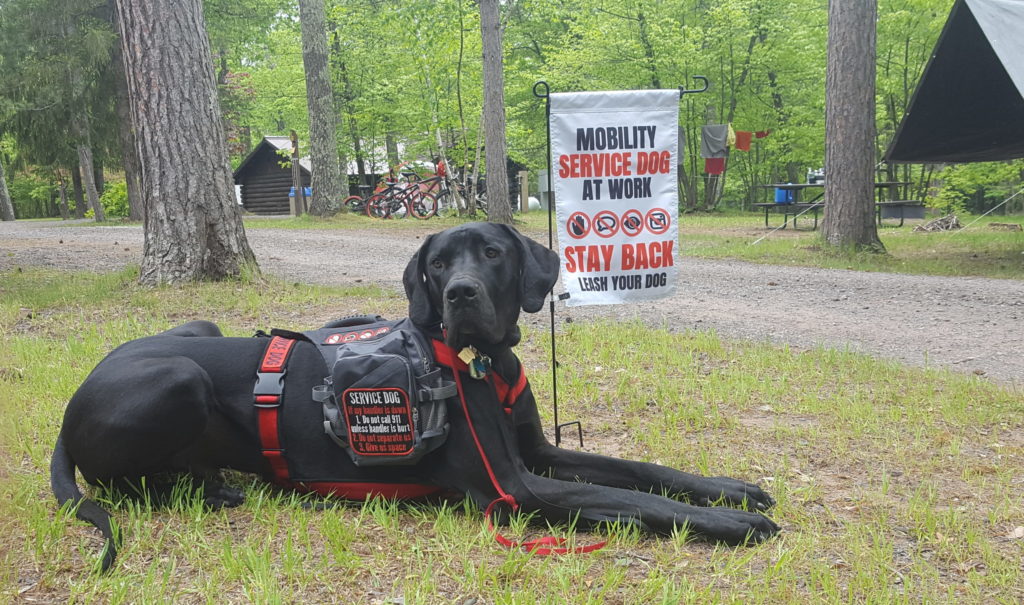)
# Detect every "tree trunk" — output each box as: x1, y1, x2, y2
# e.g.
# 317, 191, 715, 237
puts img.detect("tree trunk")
239, 126, 252, 156
479, 0, 512, 224
822, 0, 884, 251
0, 155, 15, 221
385, 133, 400, 171
115, 0, 256, 284
71, 167, 86, 219
55, 170, 71, 220
289, 130, 306, 215
468, 113, 485, 217
327, 27, 357, 192
71, 112, 105, 222
113, 38, 145, 222
298, 0, 343, 217
637, 10, 661, 88
93, 160, 104, 195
